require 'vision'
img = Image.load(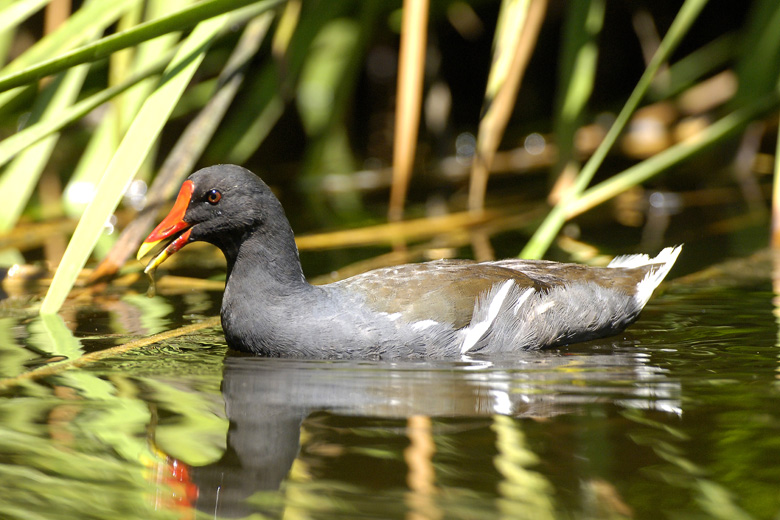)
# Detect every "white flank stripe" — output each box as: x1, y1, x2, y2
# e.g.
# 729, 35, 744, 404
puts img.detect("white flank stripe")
412, 319, 438, 331
461, 280, 514, 354
487, 279, 514, 323
535, 301, 555, 314
513, 287, 535, 315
